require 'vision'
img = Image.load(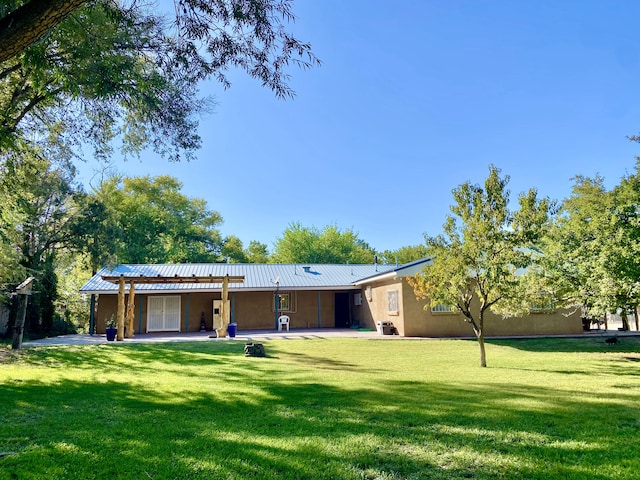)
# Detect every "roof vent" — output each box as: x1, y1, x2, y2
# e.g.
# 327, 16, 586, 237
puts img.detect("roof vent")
302, 266, 311, 273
